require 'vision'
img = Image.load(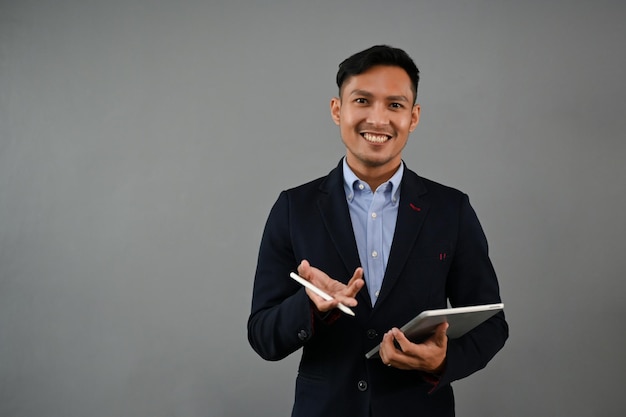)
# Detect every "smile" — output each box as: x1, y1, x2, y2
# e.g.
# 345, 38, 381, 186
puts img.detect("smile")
361, 132, 392, 143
